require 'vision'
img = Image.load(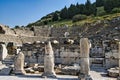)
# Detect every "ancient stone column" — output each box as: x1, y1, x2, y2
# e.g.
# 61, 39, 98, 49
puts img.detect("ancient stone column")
78, 38, 92, 80
41, 41, 56, 78
0, 43, 8, 61
14, 51, 26, 75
